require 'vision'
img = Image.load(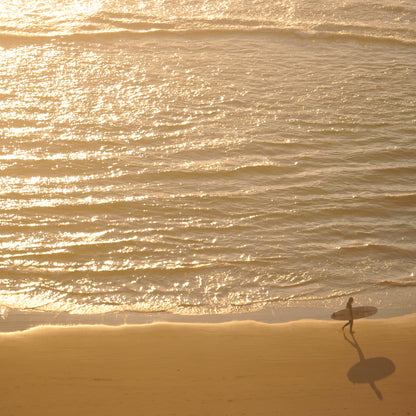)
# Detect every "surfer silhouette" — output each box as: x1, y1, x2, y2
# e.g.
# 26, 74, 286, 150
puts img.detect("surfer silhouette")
342, 297, 354, 333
